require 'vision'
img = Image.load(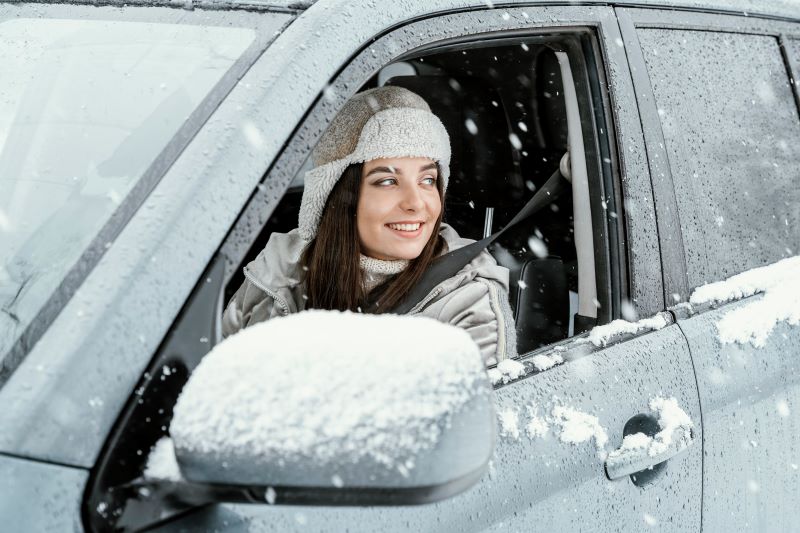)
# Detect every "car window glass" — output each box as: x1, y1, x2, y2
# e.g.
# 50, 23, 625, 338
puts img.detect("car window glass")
637, 29, 800, 290
0, 18, 254, 359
